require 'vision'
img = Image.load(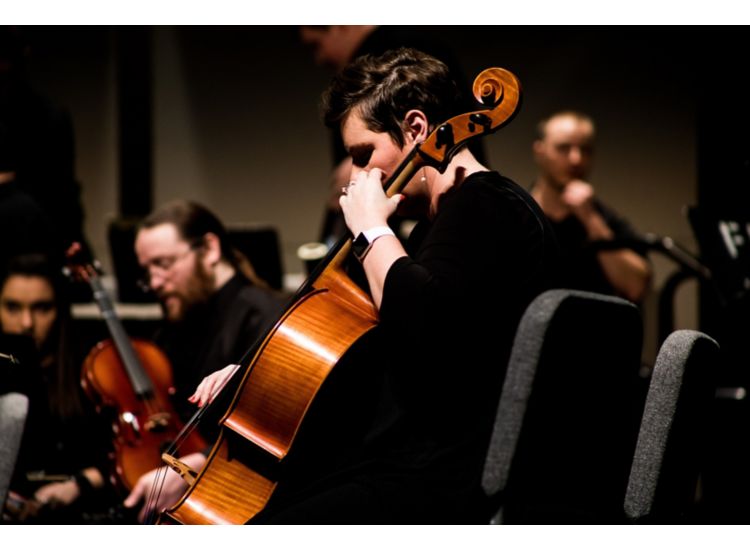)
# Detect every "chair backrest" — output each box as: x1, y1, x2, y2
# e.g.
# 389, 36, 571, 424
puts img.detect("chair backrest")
0, 392, 29, 508
482, 289, 645, 523
624, 329, 719, 522
226, 224, 284, 291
